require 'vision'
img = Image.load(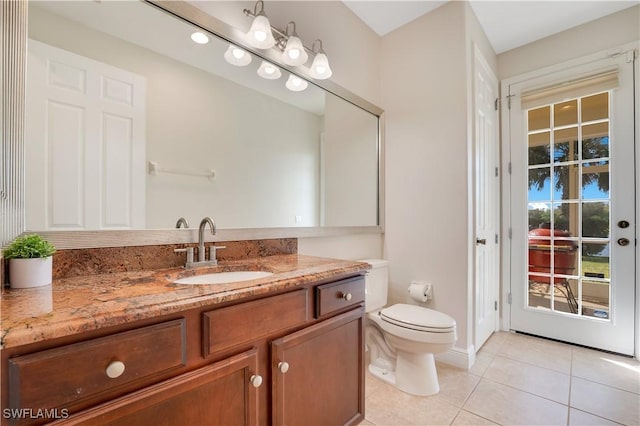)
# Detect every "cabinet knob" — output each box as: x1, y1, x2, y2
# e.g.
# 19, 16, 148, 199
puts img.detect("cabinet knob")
278, 361, 290, 374
341, 292, 352, 301
249, 374, 263, 388
105, 360, 125, 379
